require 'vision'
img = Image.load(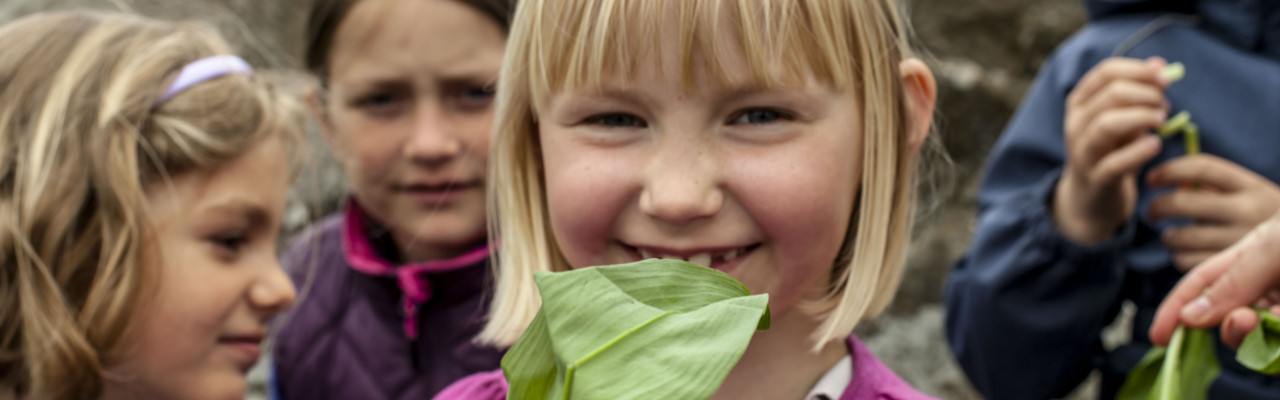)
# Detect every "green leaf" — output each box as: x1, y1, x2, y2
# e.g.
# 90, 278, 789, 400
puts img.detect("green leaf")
1176, 328, 1220, 398
1116, 326, 1219, 400
501, 259, 771, 400
1237, 310, 1280, 374
1116, 345, 1166, 400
